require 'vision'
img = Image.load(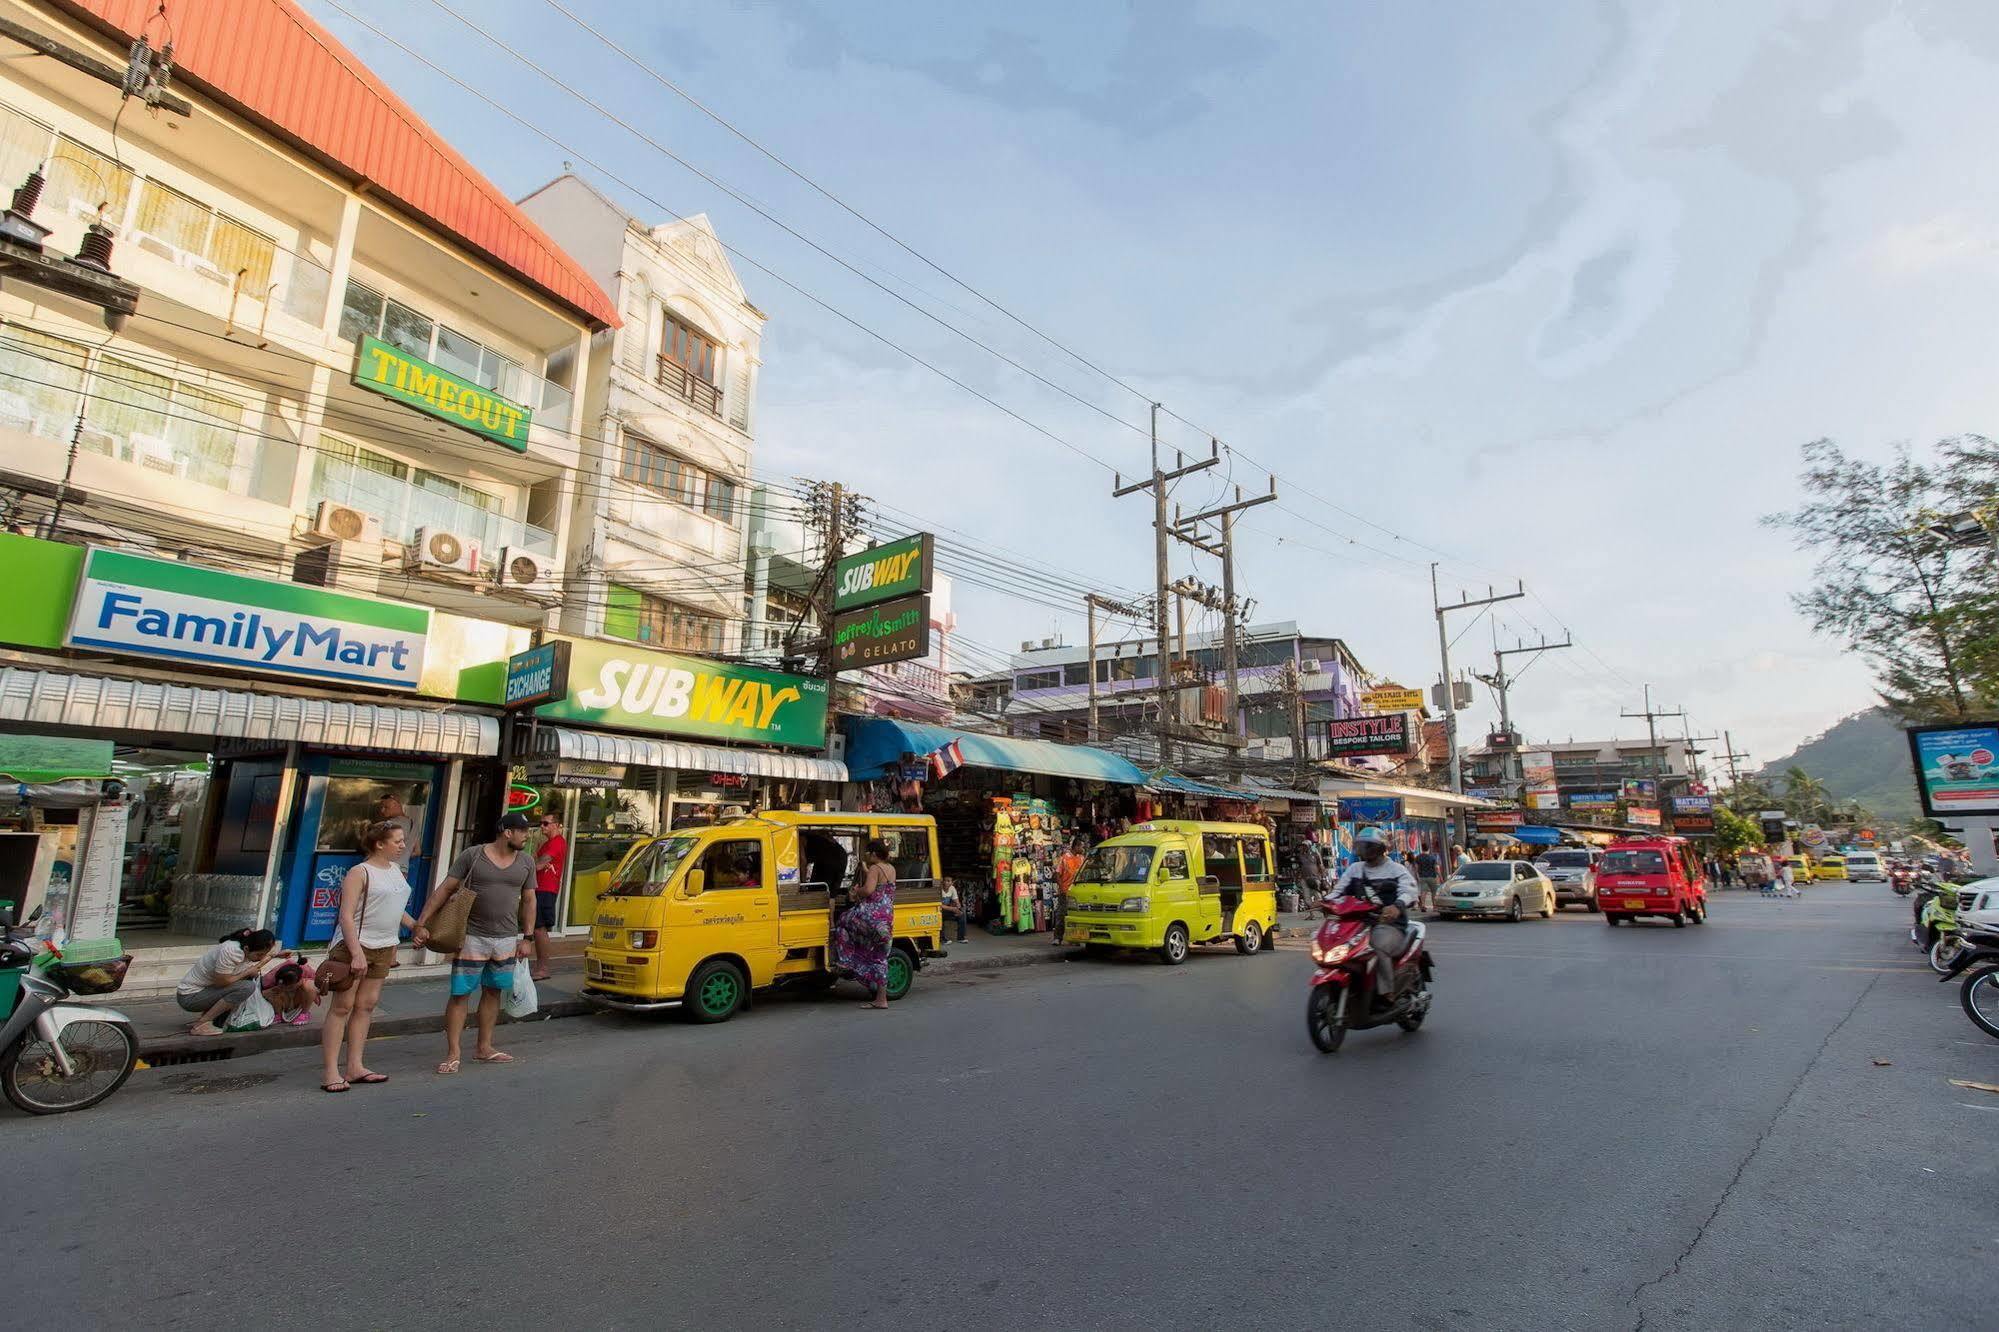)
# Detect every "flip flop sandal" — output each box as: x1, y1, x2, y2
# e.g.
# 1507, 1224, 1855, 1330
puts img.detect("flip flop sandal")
473, 1052, 517, 1064
436, 1060, 461, 1075
349, 1073, 390, 1085
321, 1080, 350, 1093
